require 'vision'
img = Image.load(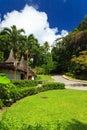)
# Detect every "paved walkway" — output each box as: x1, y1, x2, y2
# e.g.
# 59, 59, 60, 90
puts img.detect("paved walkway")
52, 75, 87, 90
